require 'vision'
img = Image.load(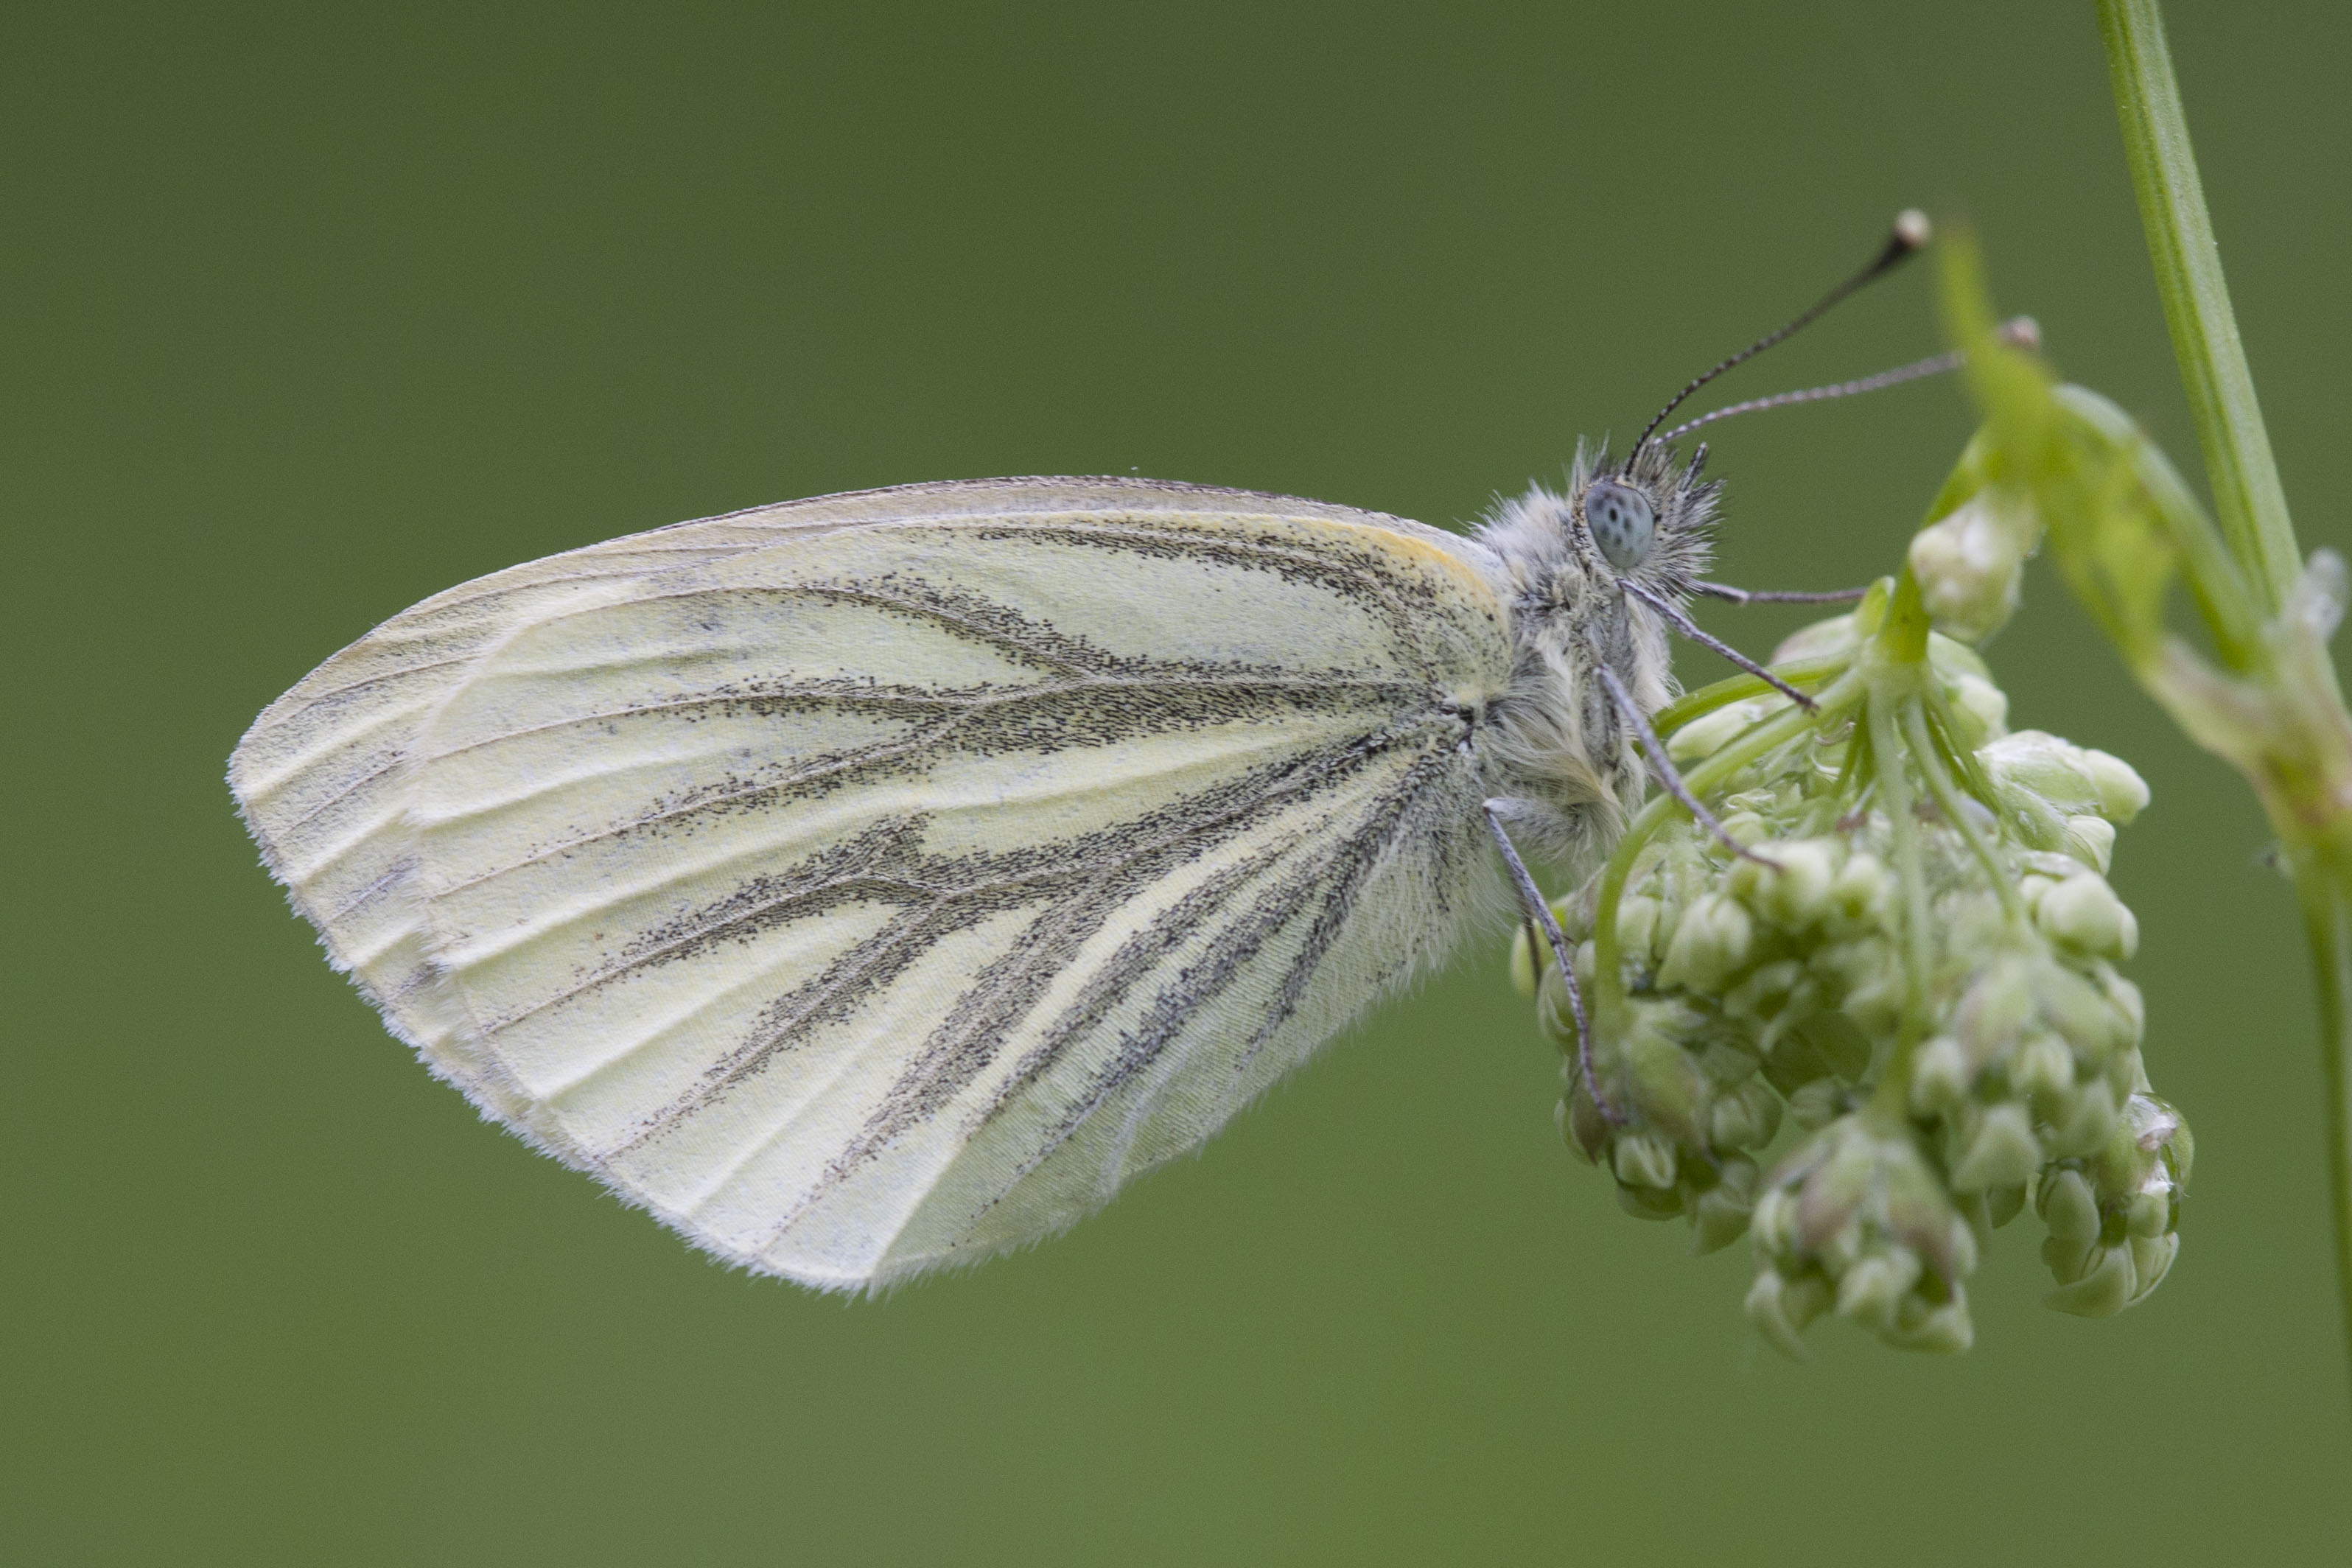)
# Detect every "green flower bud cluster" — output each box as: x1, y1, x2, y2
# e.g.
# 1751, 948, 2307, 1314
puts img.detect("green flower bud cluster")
2034, 1091, 2192, 1317
1748, 1116, 1977, 1354
1511, 599, 2189, 1356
